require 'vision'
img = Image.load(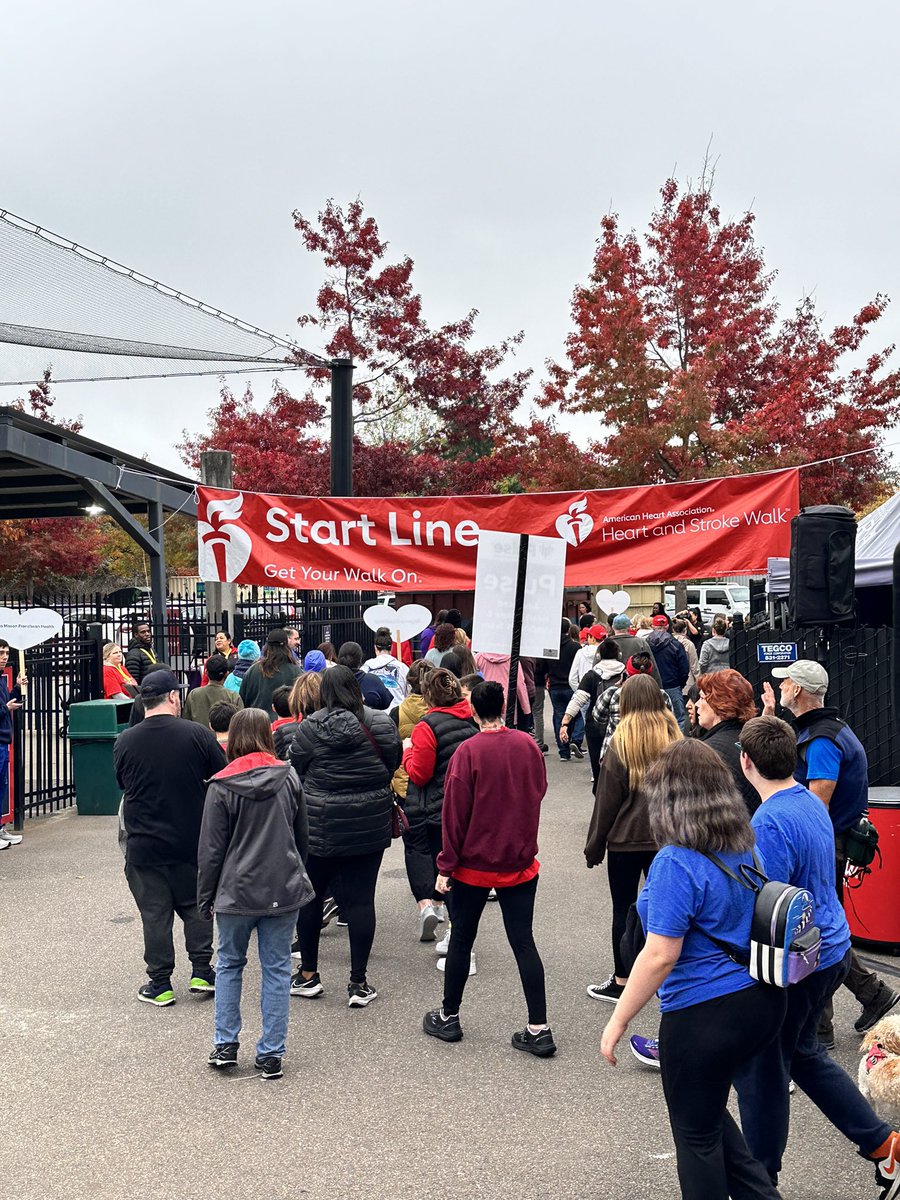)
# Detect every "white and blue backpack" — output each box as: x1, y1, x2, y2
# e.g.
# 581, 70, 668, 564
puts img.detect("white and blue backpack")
704, 850, 822, 988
